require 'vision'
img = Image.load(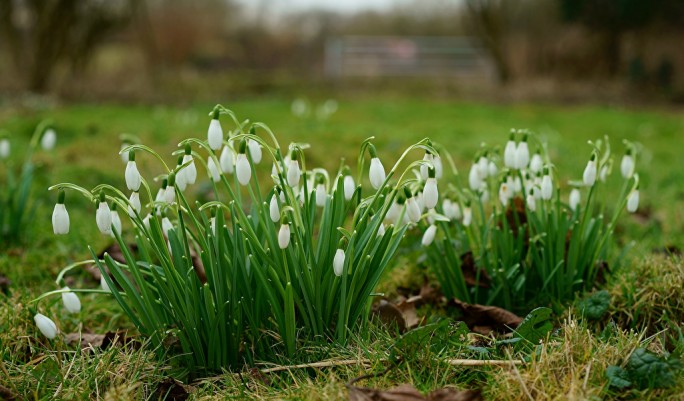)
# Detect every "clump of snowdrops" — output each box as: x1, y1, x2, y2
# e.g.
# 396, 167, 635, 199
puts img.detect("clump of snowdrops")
418, 131, 640, 313
36, 105, 437, 374
0, 121, 57, 245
